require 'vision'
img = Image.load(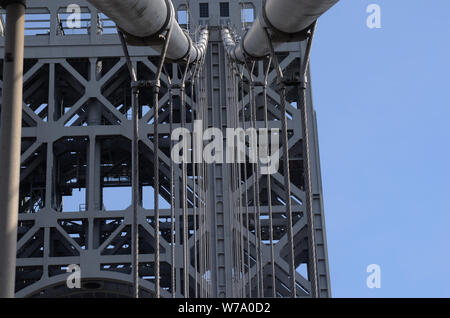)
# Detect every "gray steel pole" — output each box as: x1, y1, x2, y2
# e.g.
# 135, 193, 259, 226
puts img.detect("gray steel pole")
131, 85, 139, 298
0, 0, 26, 298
